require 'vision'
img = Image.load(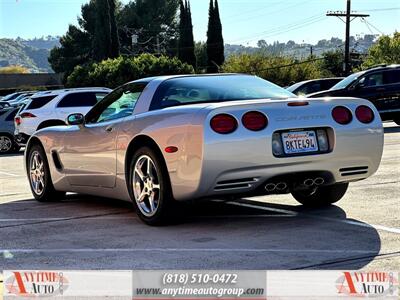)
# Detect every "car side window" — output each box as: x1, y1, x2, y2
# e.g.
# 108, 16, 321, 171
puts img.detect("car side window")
383, 70, 400, 85
362, 72, 384, 87
57, 92, 108, 108
86, 83, 147, 124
